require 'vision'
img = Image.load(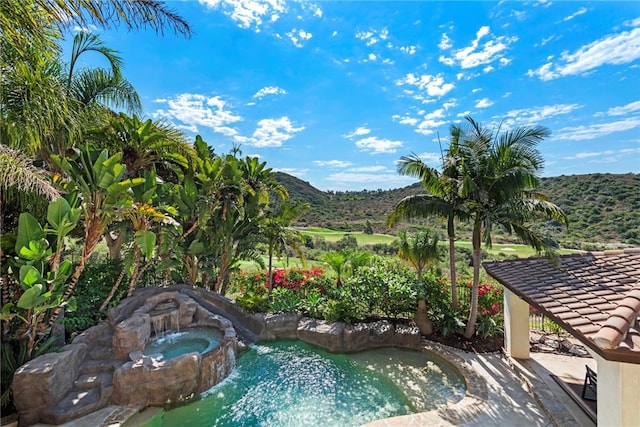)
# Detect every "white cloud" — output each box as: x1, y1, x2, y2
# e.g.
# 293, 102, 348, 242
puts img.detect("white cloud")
331, 30, 338, 37
343, 126, 371, 138
355, 27, 388, 46
475, 98, 494, 108
439, 26, 517, 69
275, 167, 308, 177
562, 7, 587, 22
199, 0, 286, 30
415, 152, 442, 164
326, 172, 414, 186
355, 136, 403, 154
564, 148, 640, 164
596, 100, 640, 117
355, 30, 374, 41
438, 33, 452, 50
253, 86, 286, 98
415, 109, 447, 135
286, 28, 312, 47
527, 25, 640, 80
367, 53, 377, 61
457, 110, 472, 118
392, 114, 419, 126
237, 116, 305, 147
348, 166, 388, 172
382, 58, 394, 65
153, 93, 241, 135
501, 103, 582, 127
556, 117, 640, 141
400, 45, 417, 55
314, 160, 352, 168
395, 73, 455, 100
